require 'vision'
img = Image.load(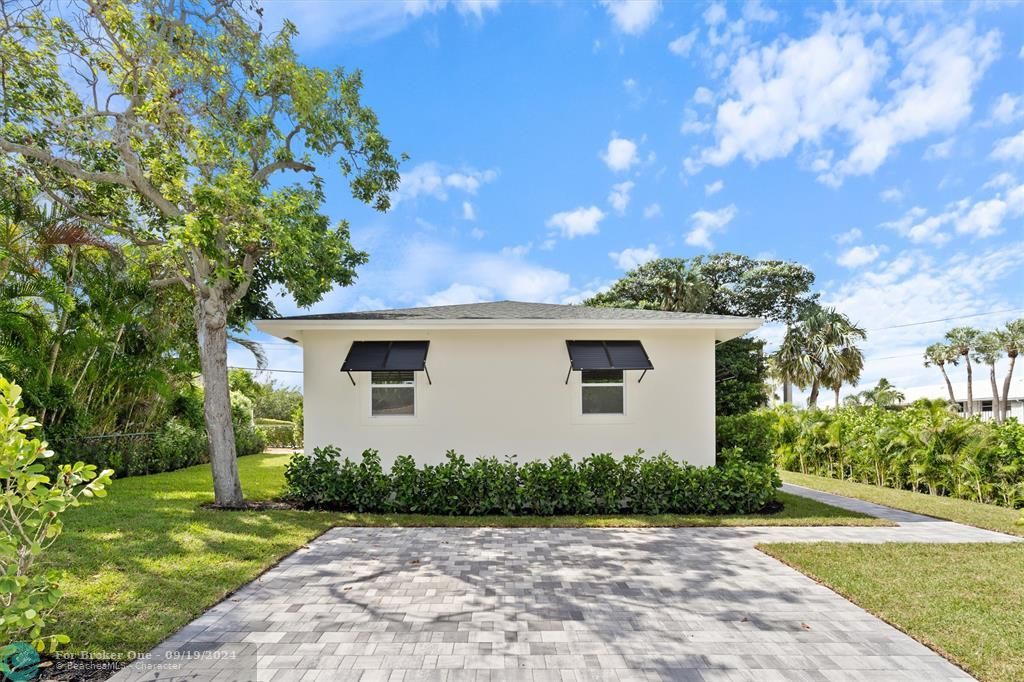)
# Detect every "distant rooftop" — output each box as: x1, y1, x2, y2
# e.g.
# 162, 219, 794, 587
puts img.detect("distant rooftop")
271, 300, 755, 322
